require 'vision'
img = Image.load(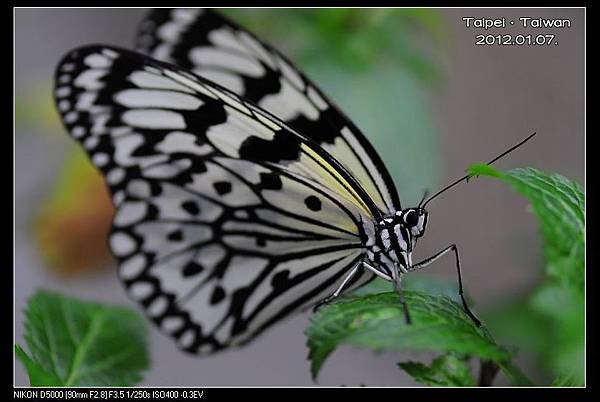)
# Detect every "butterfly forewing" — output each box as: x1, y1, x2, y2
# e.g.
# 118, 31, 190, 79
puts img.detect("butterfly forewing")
136, 8, 401, 214
54, 45, 377, 353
